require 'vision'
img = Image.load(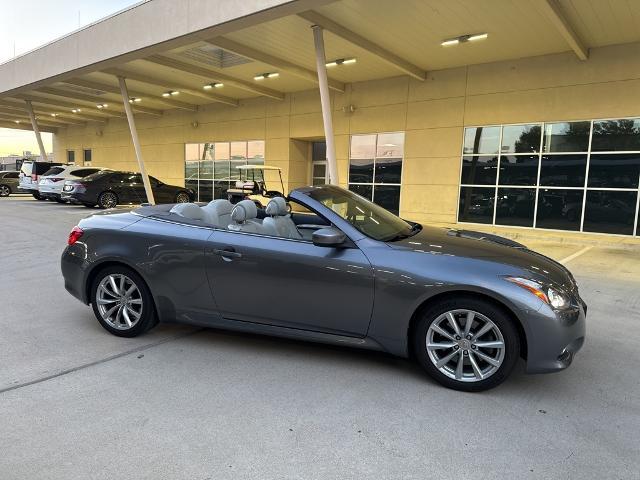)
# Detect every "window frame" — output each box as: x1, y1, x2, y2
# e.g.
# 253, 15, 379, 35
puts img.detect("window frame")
458, 117, 640, 237
347, 131, 405, 215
